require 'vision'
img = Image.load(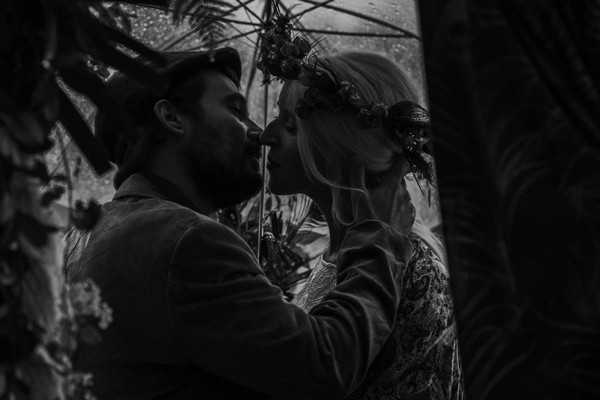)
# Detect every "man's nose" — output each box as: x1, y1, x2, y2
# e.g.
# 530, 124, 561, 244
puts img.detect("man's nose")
259, 120, 279, 147
245, 118, 263, 145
